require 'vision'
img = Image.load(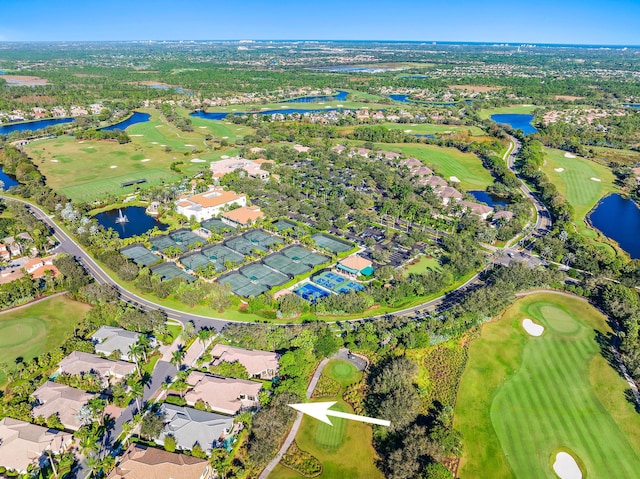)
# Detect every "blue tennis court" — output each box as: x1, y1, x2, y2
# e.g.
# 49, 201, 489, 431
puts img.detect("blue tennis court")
294, 283, 330, 302
311, 271, 365, 294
